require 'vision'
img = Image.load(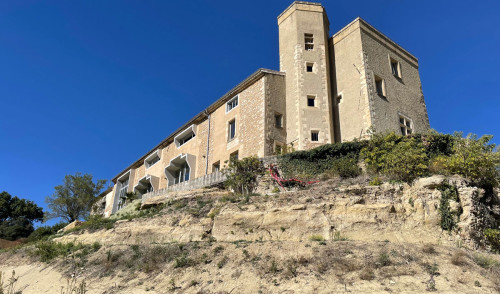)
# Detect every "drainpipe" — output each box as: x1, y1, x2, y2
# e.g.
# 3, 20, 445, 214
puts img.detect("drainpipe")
203, 110, 211, 175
